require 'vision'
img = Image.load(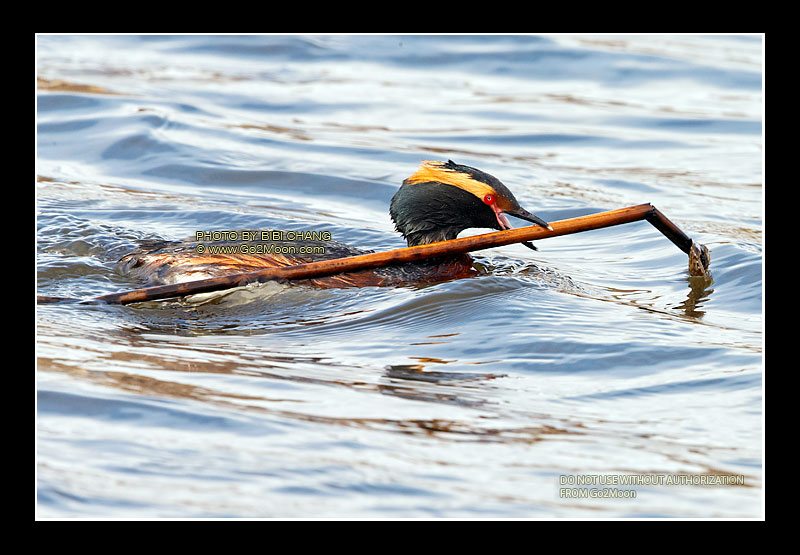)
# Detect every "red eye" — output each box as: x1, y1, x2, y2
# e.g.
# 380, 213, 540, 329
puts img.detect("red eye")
483, 194, 494, 205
